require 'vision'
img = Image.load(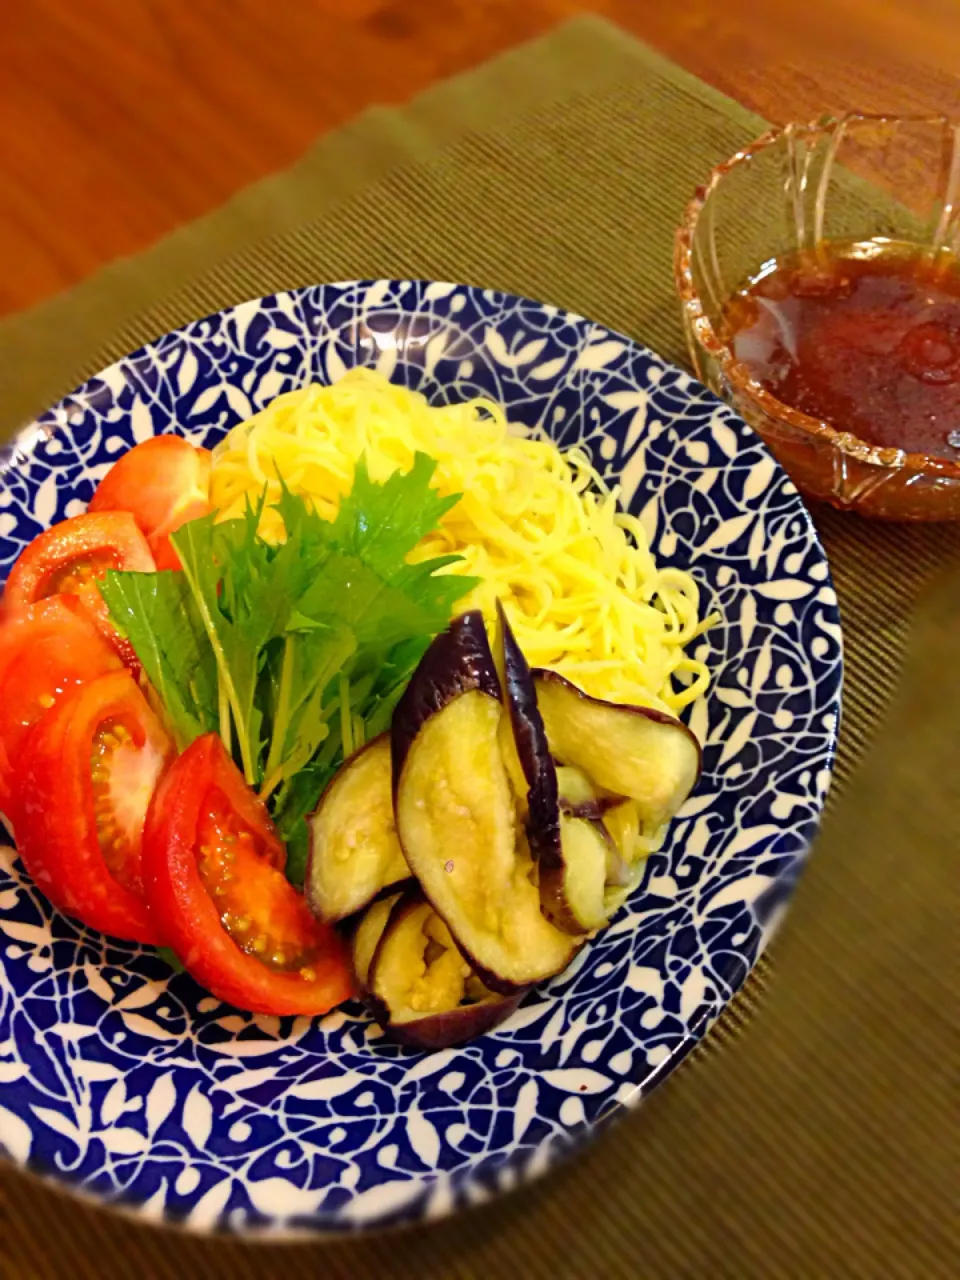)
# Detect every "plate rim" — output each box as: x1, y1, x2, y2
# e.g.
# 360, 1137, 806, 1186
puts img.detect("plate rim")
0, 278, 844, 1236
